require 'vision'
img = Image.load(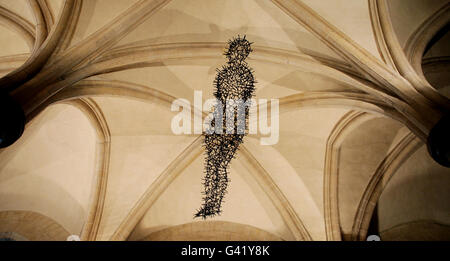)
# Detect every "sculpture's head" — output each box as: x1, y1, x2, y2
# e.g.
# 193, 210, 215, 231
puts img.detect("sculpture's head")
225, 35, 252, 63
